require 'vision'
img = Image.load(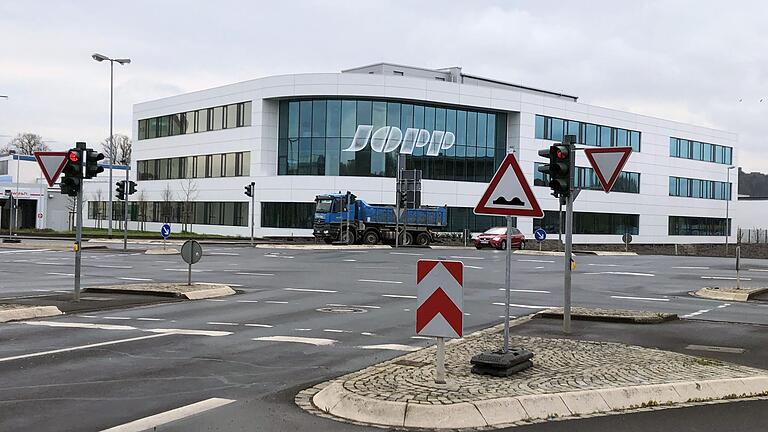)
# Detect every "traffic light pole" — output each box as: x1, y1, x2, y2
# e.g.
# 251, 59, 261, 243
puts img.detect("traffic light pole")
563, 193, 573, 334
250, 182, 255, 247
123, 167, 129, 251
